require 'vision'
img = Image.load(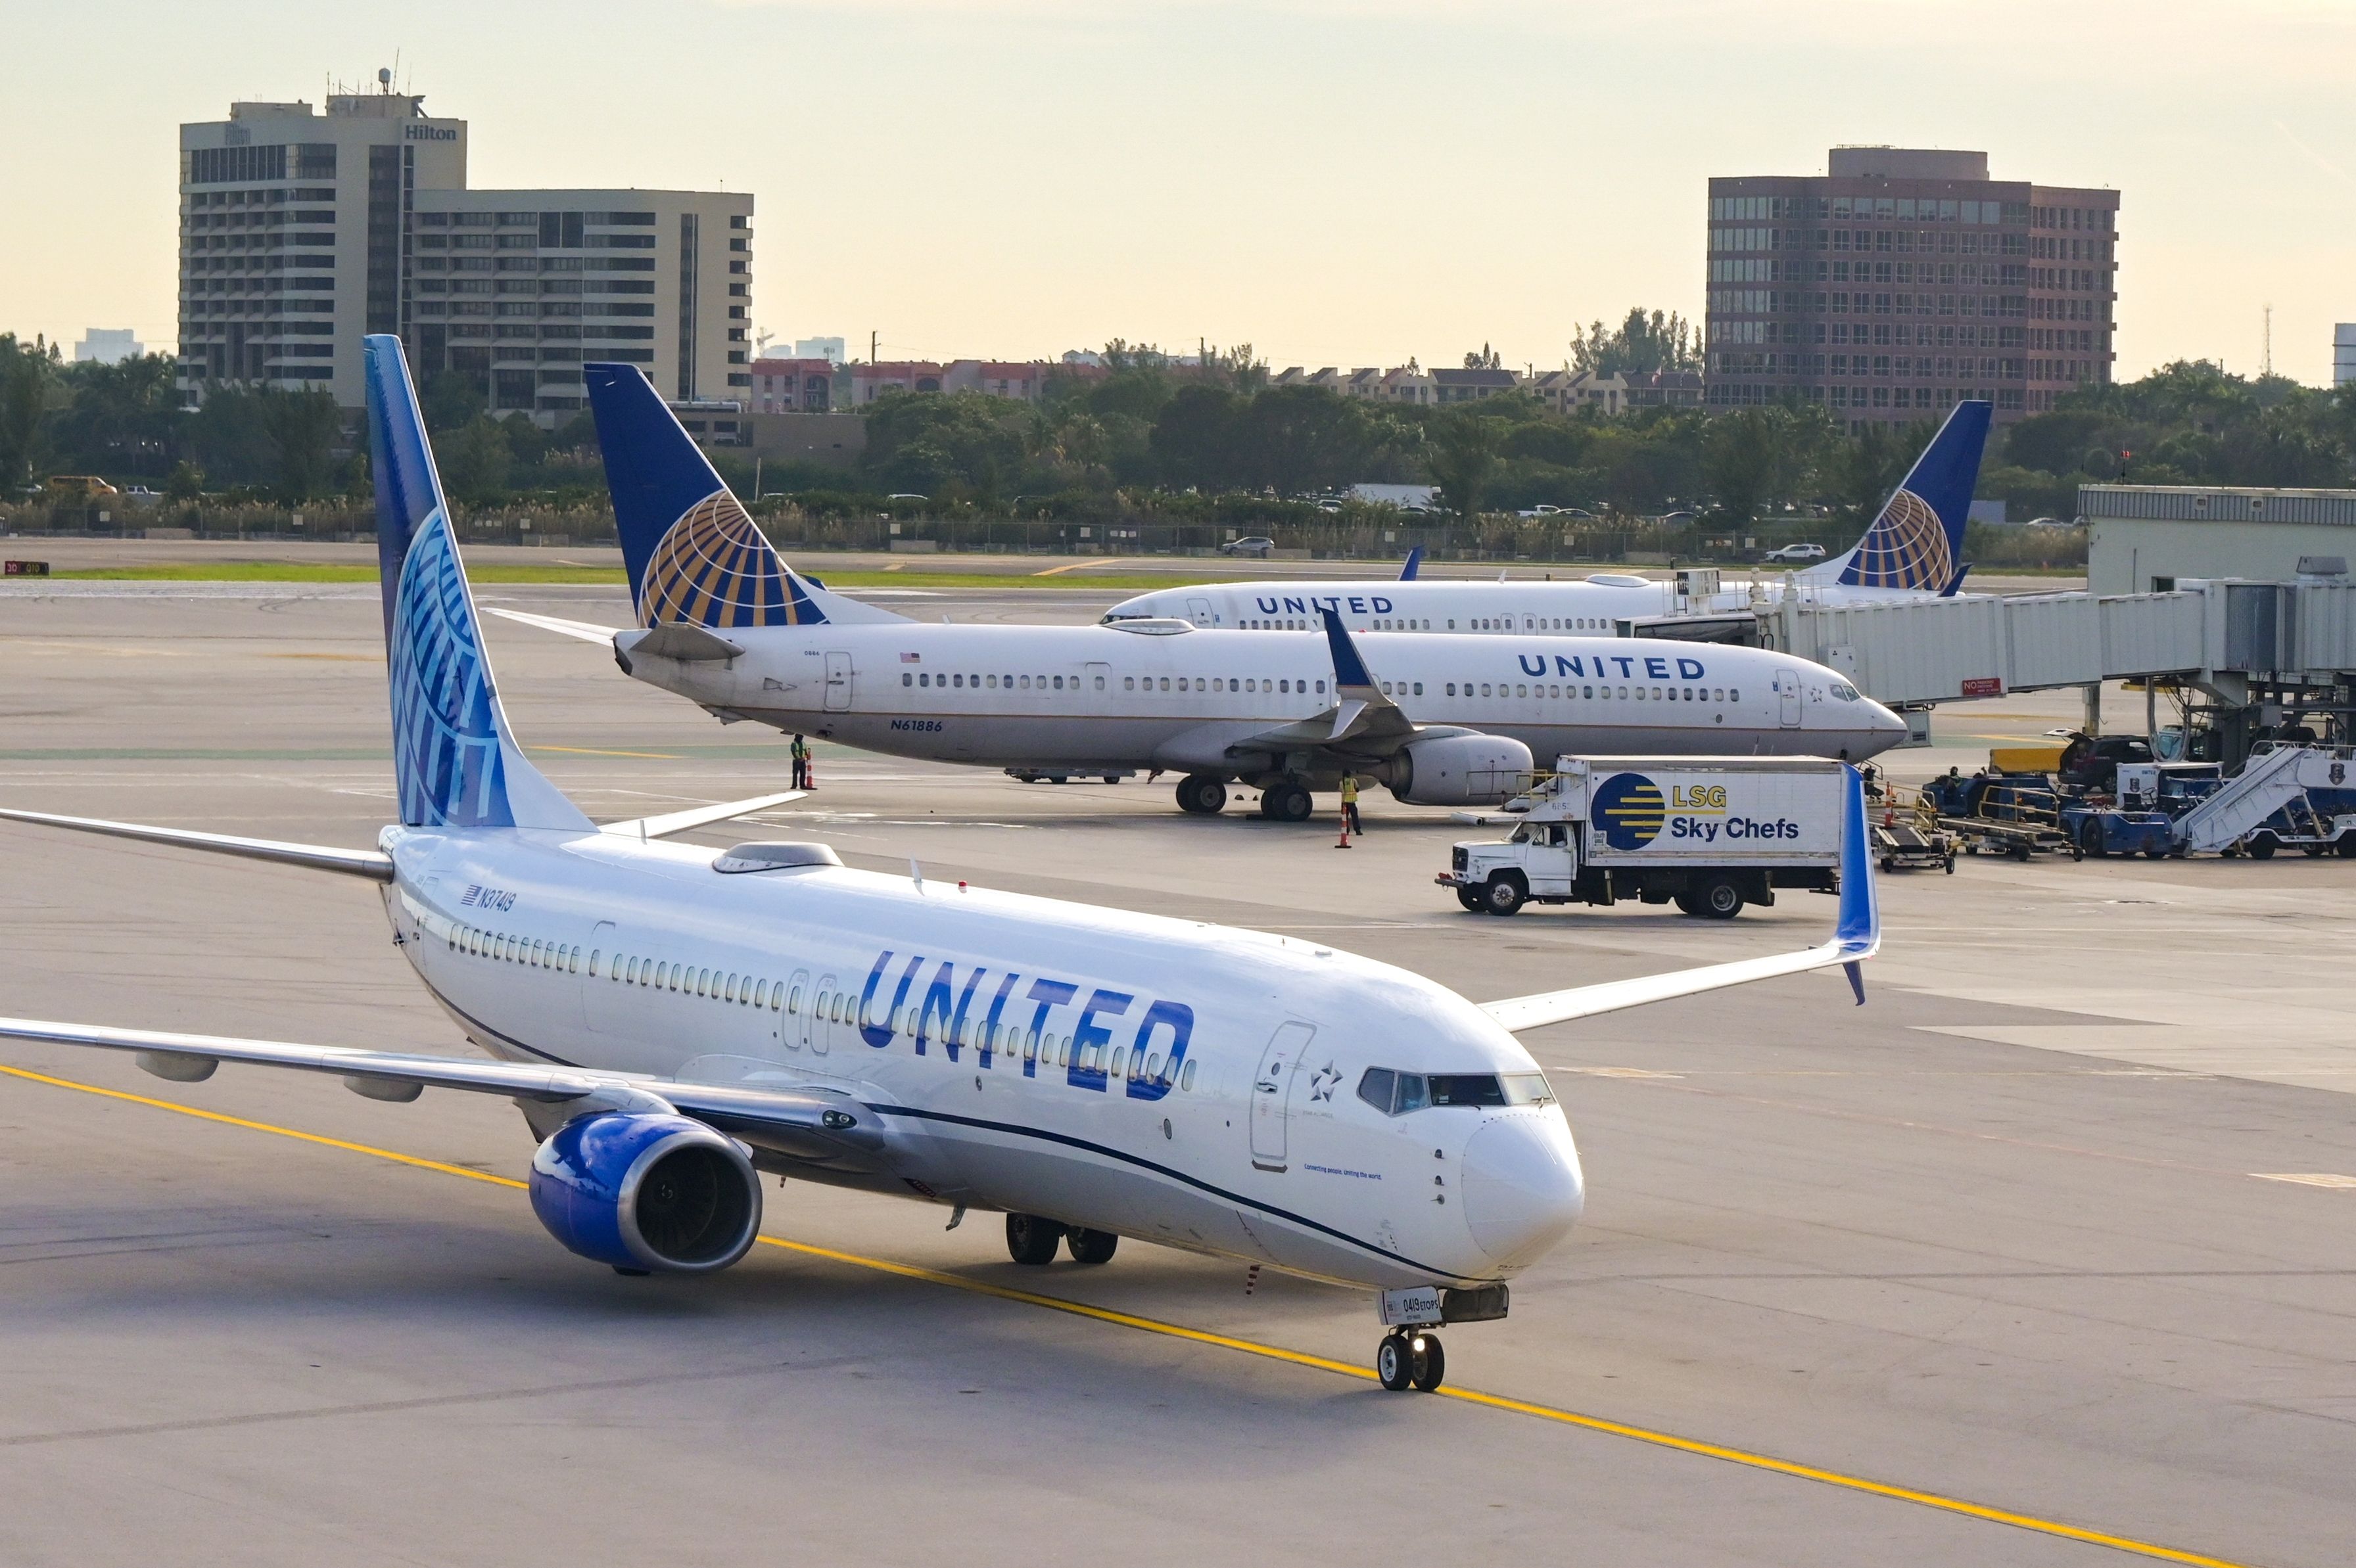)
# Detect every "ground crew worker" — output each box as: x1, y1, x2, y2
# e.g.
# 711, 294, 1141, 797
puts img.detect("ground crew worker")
790, 733, 812, 791
1340, 773, 1363, 837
